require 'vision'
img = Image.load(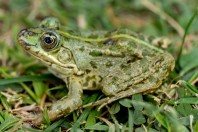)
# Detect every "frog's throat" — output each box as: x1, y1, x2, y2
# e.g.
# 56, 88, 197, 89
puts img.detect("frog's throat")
28, 50, 79, 74
56, 30, 164, 53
